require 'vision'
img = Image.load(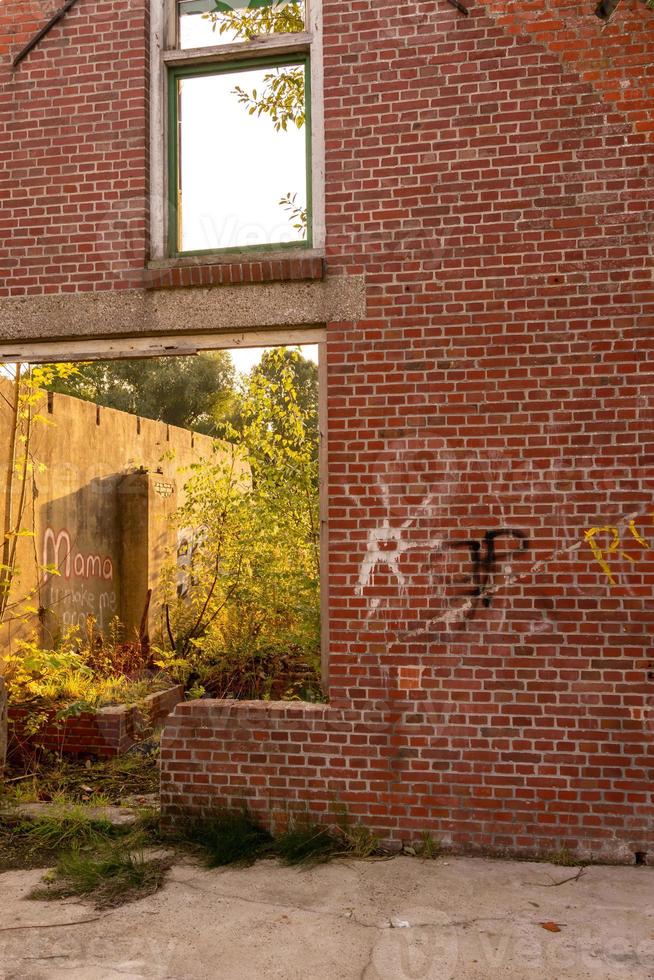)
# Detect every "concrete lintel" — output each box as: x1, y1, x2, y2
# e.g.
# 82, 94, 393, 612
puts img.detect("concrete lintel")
0, 275, 365, 350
